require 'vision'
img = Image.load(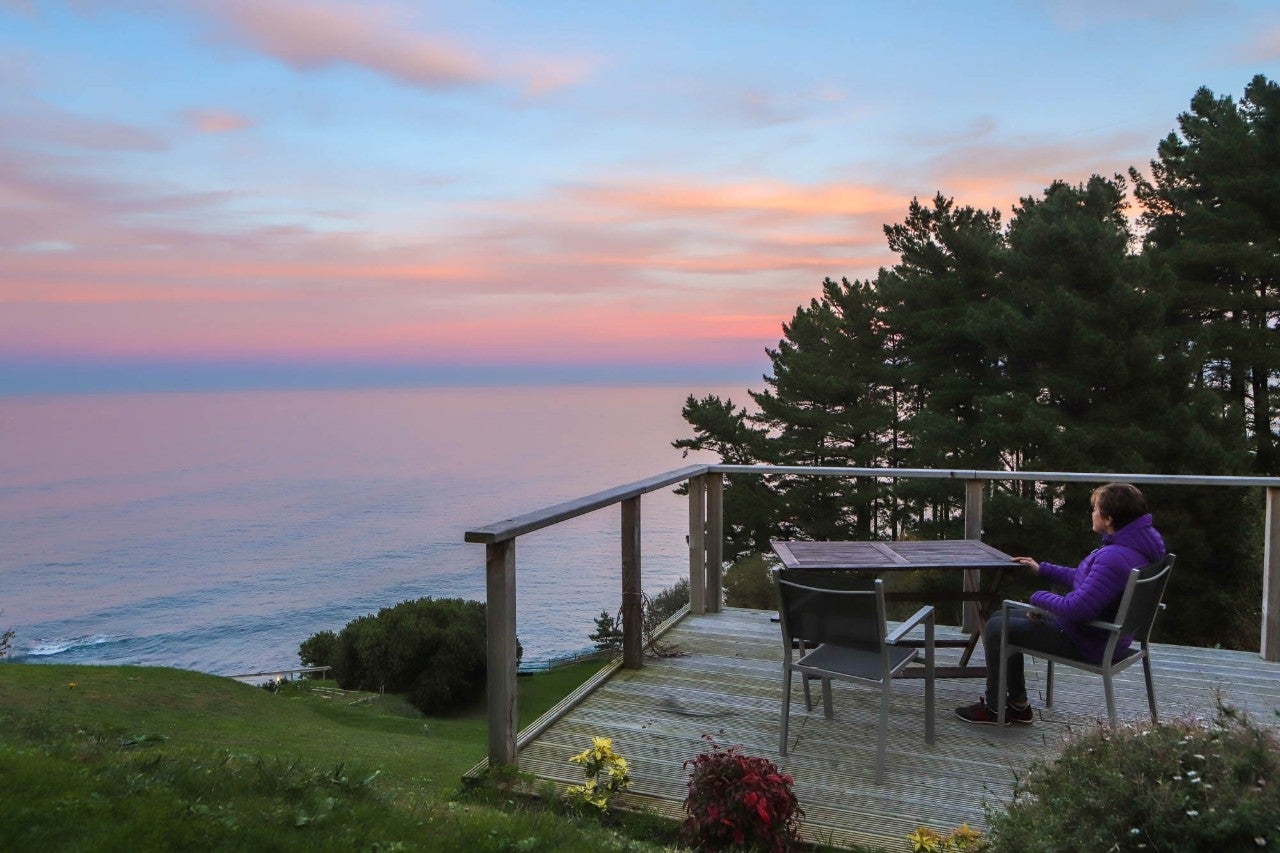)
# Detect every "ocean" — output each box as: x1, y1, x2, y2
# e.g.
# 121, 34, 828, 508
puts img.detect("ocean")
0, 384, 739, 676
